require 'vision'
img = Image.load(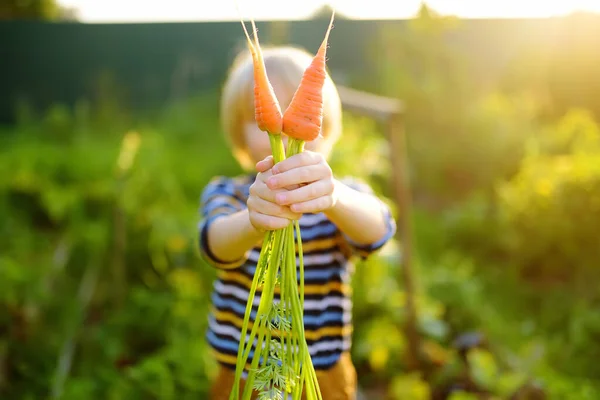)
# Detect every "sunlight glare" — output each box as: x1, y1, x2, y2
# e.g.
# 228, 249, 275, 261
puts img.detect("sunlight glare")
57, 0, 600, 22
424, 0, 600, 18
